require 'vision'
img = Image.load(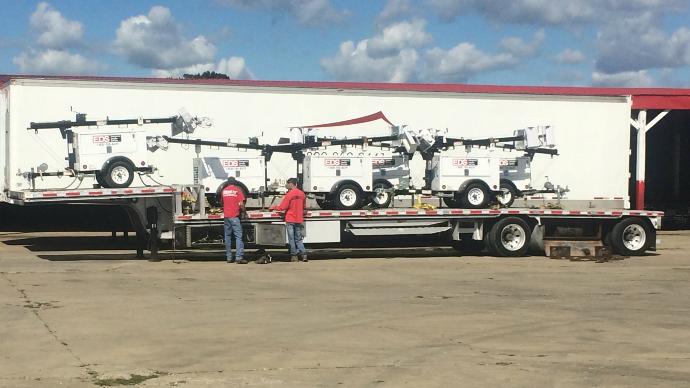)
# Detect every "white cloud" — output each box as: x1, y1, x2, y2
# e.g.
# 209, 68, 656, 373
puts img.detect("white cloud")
591, 70, 654, 87
422, 43, 517, 82
216, 57, 255, 79
499, 29, 544, 57
152, 57, 255, 80
321, 40, 419, 82
113, 6, 216, 70
427, 0, 594, 24
13, 49, 104, 75
377, 0, 414, 25
322, 17, 544, 83
427, 0, 685, 25
13, 3, 104, 75
596, 12, 690, 73
217, 0, 349, 26
30, 2, 83, 49
554, 49, 585, 64
366, 19, 432, 58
